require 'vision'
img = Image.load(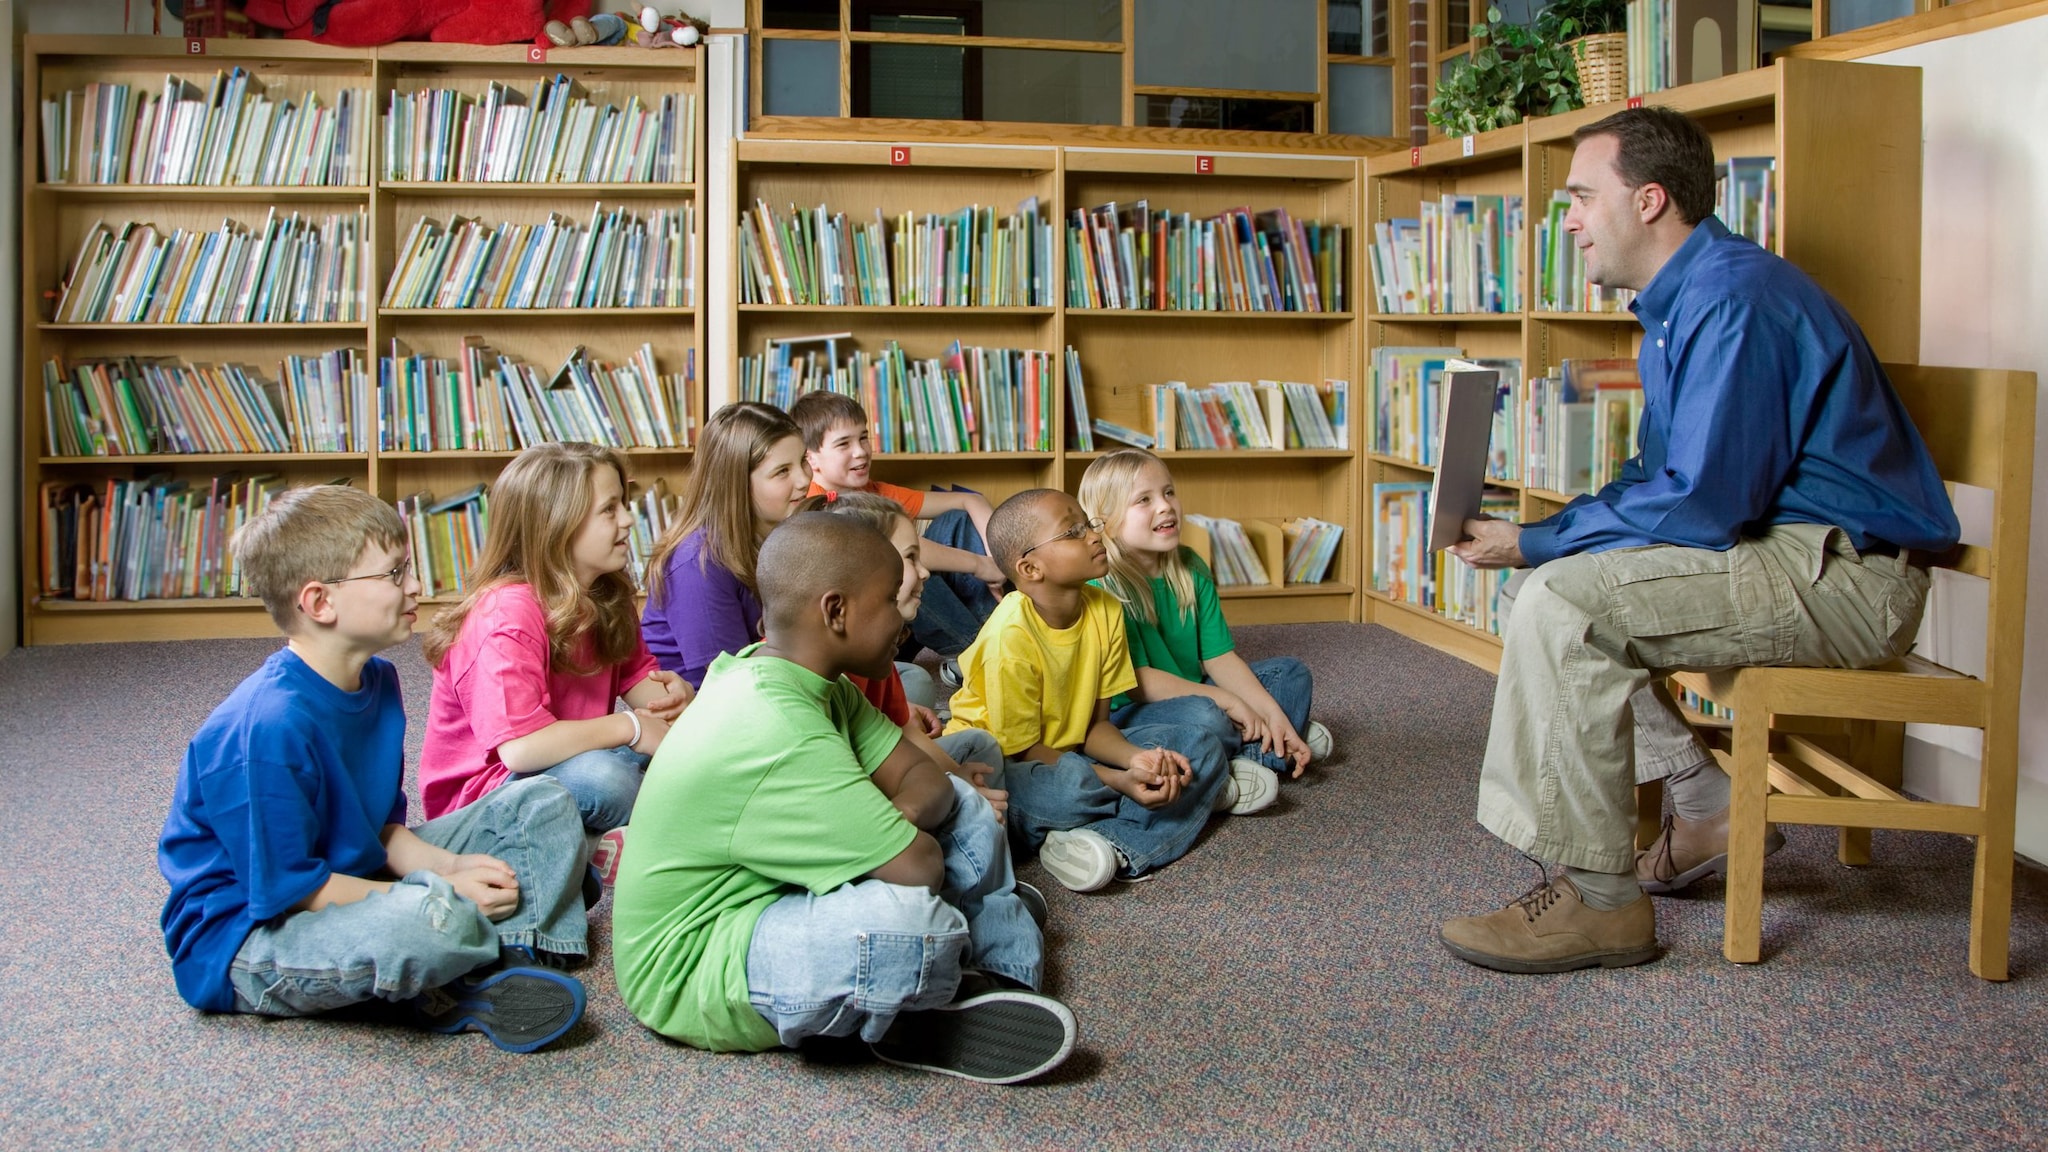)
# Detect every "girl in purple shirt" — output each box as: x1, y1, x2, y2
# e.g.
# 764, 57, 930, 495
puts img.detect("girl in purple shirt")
642, 402, 811, 686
